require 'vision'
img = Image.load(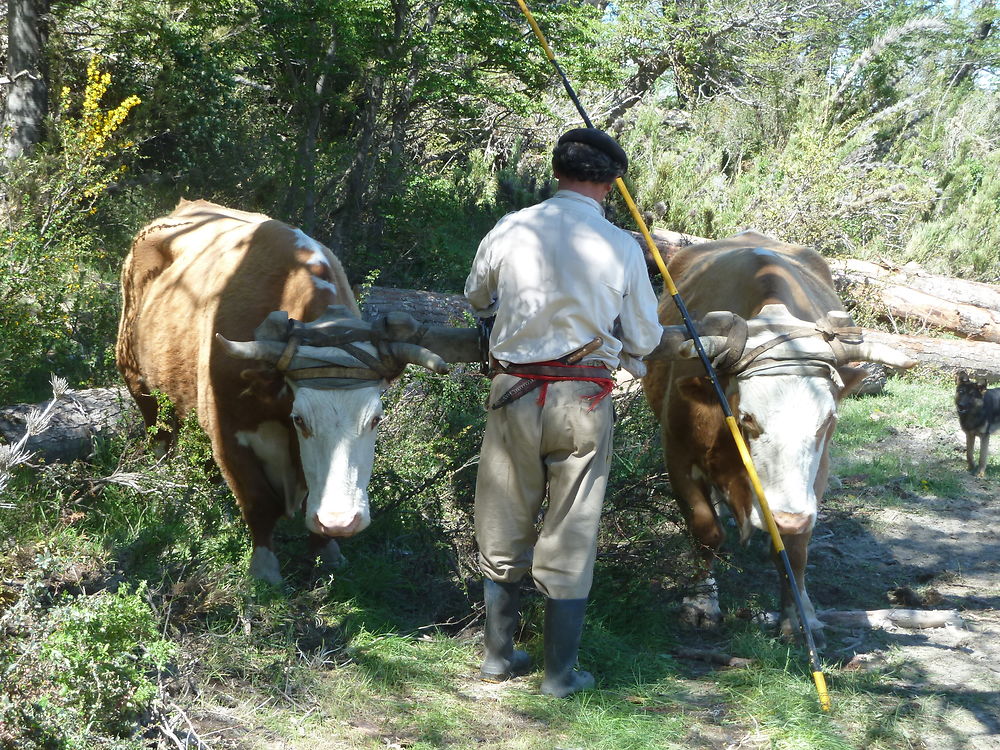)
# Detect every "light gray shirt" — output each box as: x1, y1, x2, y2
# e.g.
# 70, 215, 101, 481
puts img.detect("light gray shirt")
465, 190, 662, 373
